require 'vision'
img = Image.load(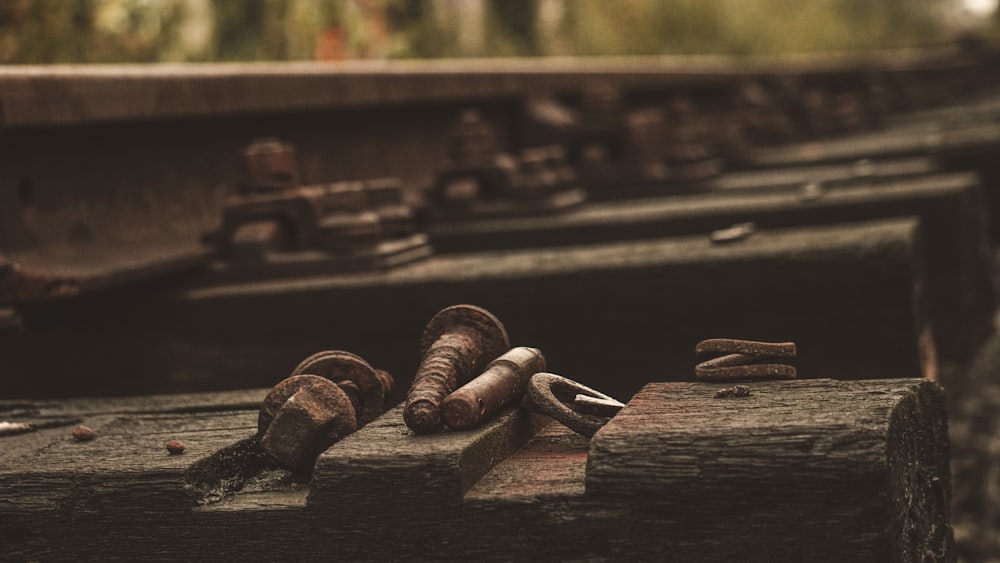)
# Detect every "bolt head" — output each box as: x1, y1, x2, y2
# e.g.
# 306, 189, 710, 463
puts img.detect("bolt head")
166, 440, 186, 454
290, 350, 392, 425
258, 375, 357, 473
420, 304, 510, 361
241, 138, 299, 193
